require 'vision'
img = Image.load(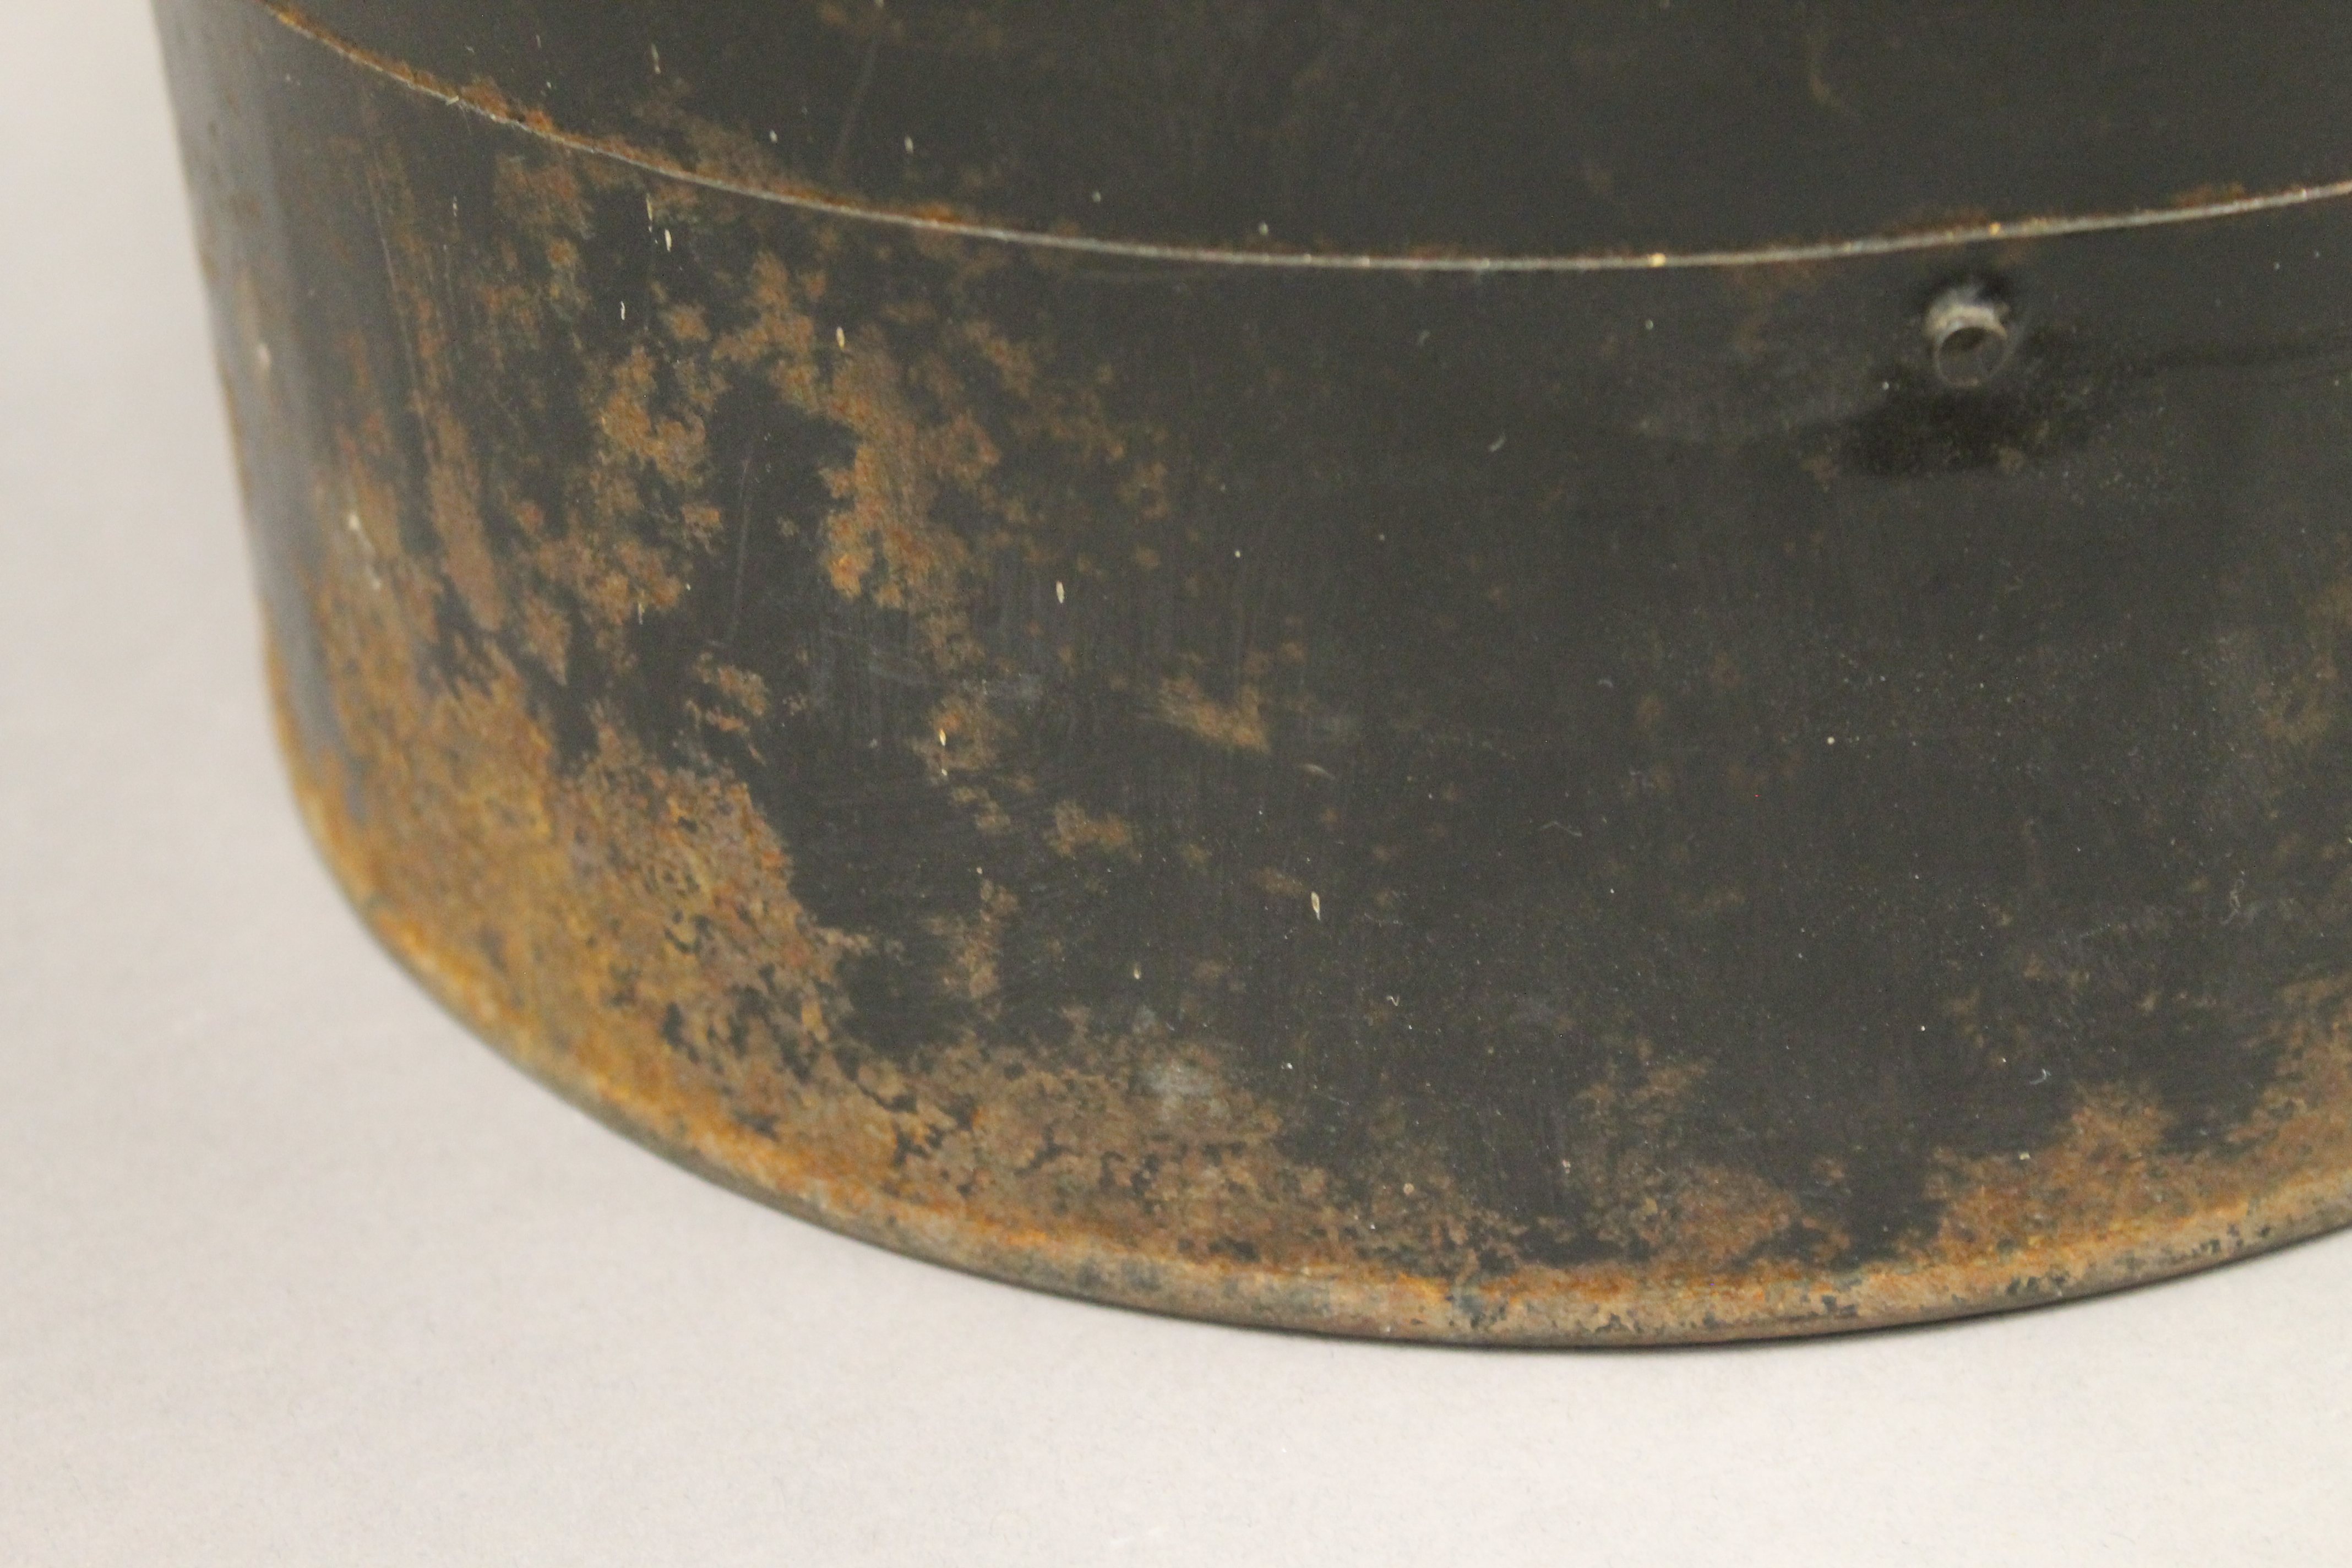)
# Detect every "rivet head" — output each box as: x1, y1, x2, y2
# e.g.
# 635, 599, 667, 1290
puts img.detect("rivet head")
1924, 282, 2013, 389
